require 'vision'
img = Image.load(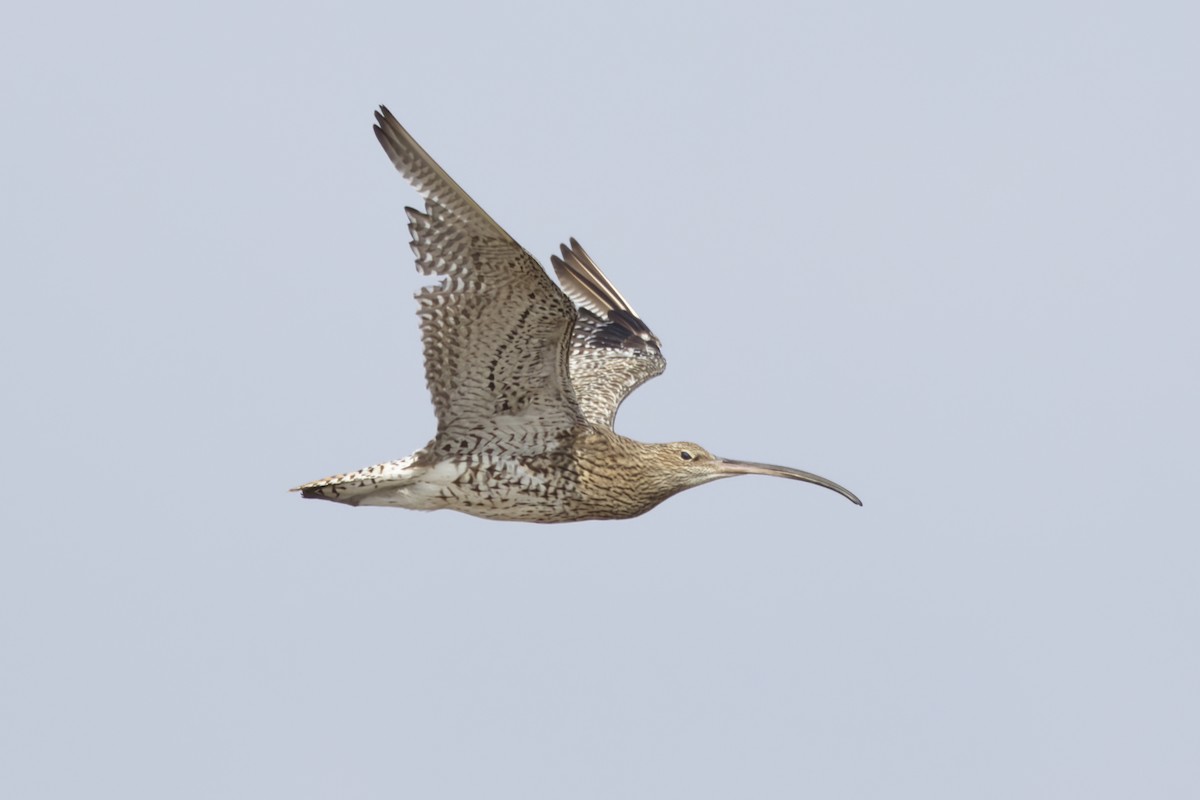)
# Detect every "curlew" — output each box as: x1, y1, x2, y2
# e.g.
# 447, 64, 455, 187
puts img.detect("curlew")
293, 106, 861, 522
